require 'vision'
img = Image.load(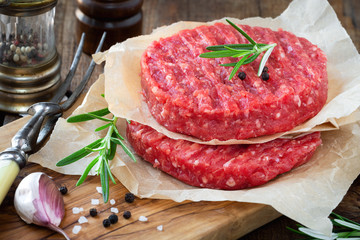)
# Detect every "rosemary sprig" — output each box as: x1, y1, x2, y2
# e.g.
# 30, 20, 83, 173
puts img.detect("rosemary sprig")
287, 213, 360, 239
56, 107, 136, 203
199, 19, 276, 80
